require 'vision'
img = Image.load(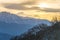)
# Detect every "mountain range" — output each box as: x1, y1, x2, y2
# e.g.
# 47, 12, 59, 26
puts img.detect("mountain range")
0, 11, 52, 40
